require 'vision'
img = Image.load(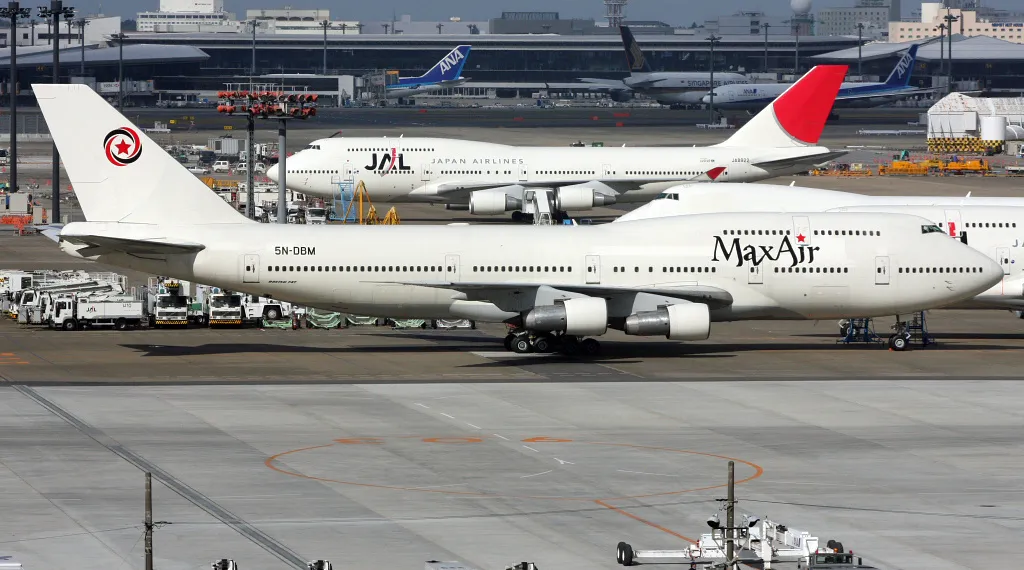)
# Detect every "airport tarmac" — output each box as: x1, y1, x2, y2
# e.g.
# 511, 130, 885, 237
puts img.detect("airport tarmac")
2, 116, 1024, 570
